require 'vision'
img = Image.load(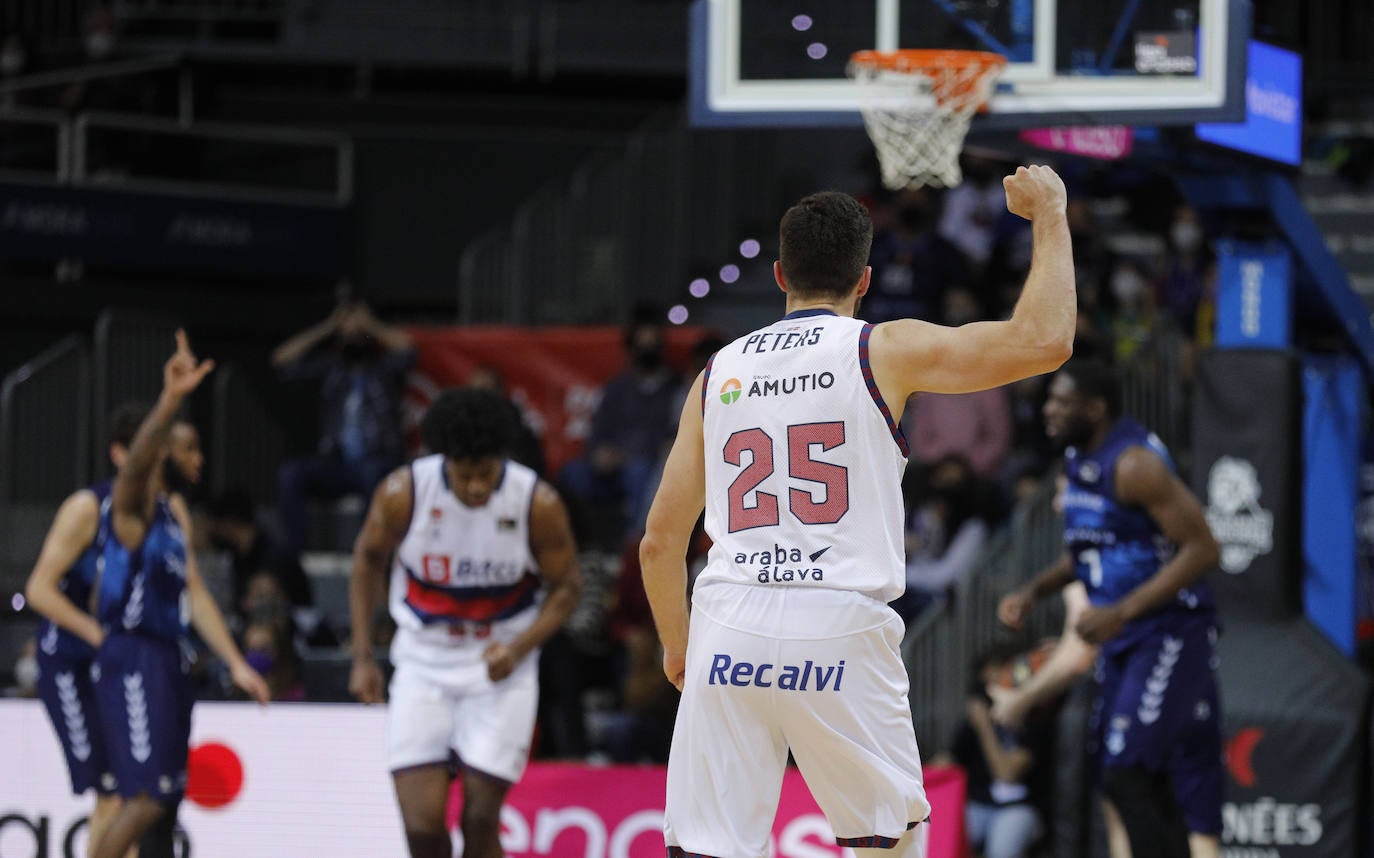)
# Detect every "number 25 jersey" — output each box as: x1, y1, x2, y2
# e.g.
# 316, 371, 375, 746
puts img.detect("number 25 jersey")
699, 310, 909, 604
